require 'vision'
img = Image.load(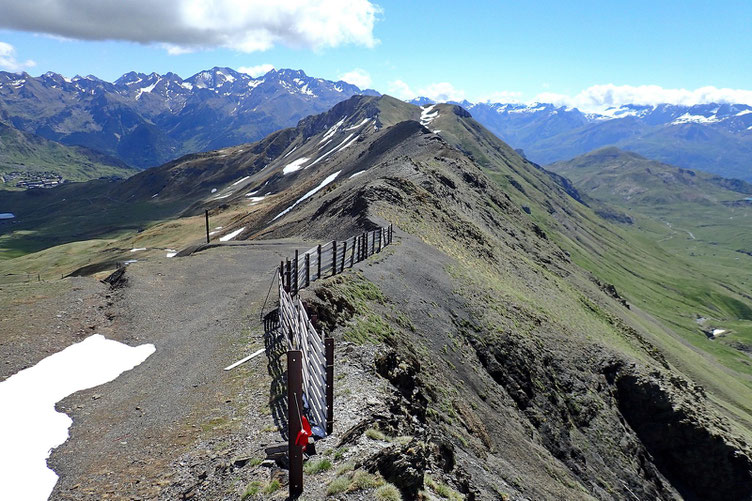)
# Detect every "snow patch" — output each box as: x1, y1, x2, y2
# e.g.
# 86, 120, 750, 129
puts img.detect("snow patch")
283, 145, 298, 158
319, 117, 347, 144
0, 334, 155, 501
349, 171, 365, 179
345, 118, 371, 130
420, 105, 439, 126
0, 213, 15, 219
735, 109, 752, 117
219, 227, 245, 242
283, 157, 309, 175
130, 248, 146, 252
307, 133, 357, 169
211, 188, 217, 194
165, 249, 177, 258
672, 113, 720, 125
274, 171, 341, 220
135, 79, 160, 99
231, 176, 250, 186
